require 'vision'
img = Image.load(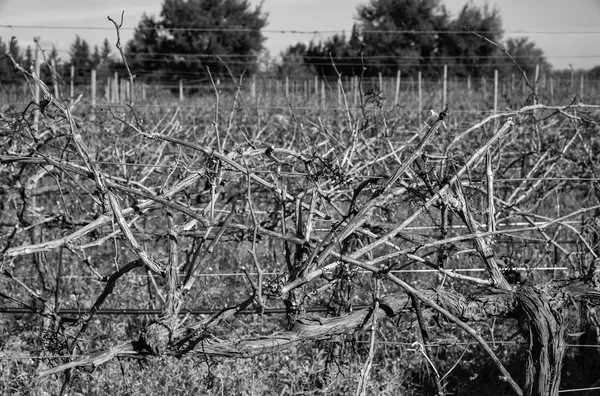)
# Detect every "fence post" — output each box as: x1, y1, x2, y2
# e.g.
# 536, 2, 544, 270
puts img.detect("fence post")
418, 71, 422, 125
285, 76, 289, 98
321, 79, 326, 109
442, 64, 447, 108
580, 73, 584, 100
179, 79, 184, 101
51, 58, 59, 99
467, 75, 471, 96
337, 77, 342, 106
70, 65, 75, 101
34, 41, 40, 129
91, 69, 97, 108
534, 64, 540, 104
251, 75, 256, 101
113, 72, 119, 103
482, 76, 487, 102
394, 69, 401, 107
494, 69, 498, 116
353, 76, 358, 109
